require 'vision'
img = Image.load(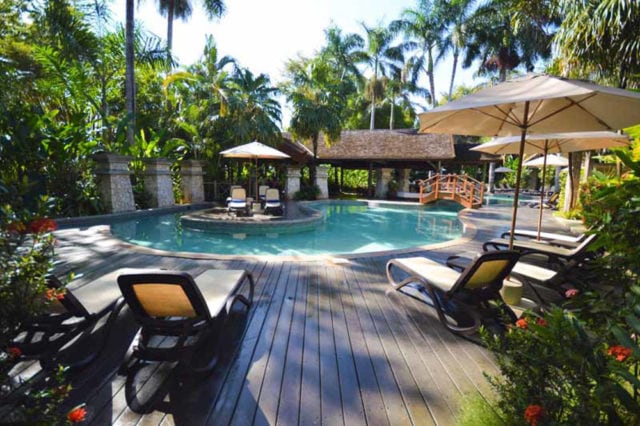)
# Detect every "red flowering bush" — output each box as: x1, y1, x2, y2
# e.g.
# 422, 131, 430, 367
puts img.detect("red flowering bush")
608, 345, 633, 362
67, 405, 87, 423
524, 404, 544, 425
